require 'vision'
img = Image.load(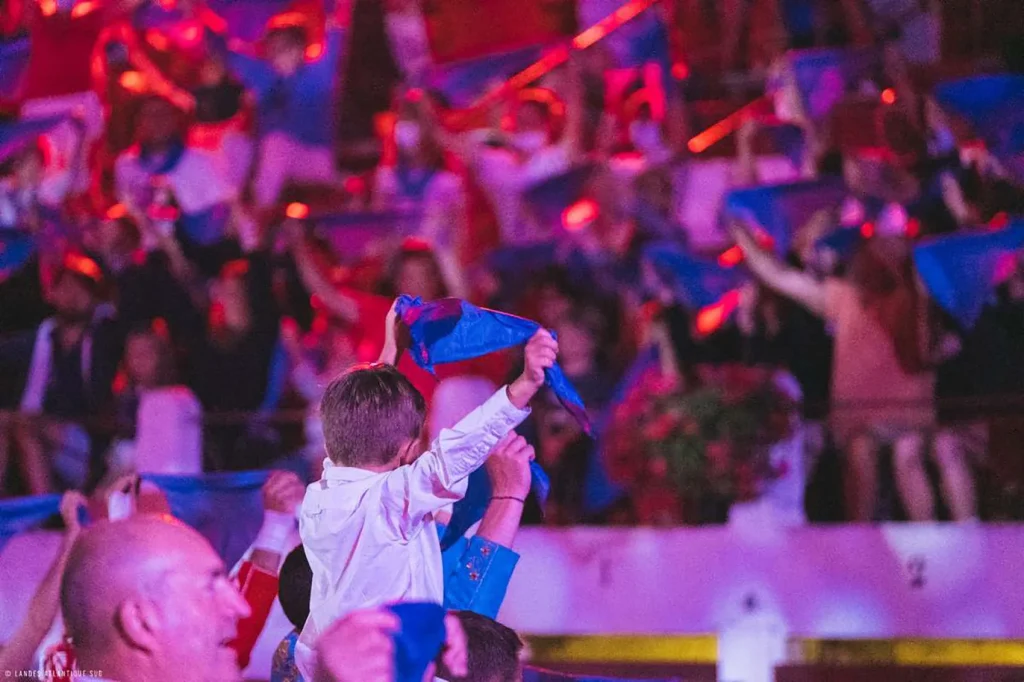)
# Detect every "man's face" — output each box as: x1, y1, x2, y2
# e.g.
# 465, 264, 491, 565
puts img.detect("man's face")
48, 274, 95, 324
267, 35, 305, 77
151, 535, 251, 682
